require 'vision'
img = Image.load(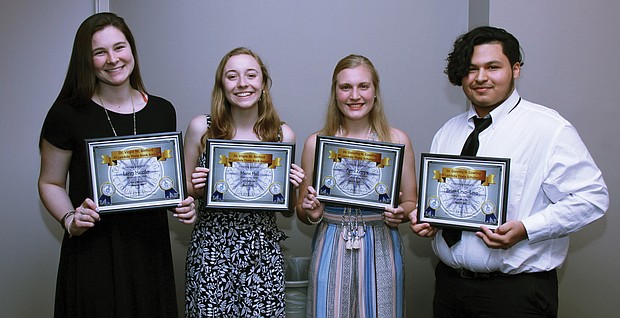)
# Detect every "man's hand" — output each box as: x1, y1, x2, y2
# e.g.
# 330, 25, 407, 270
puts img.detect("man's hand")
476, 220, 528, 249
